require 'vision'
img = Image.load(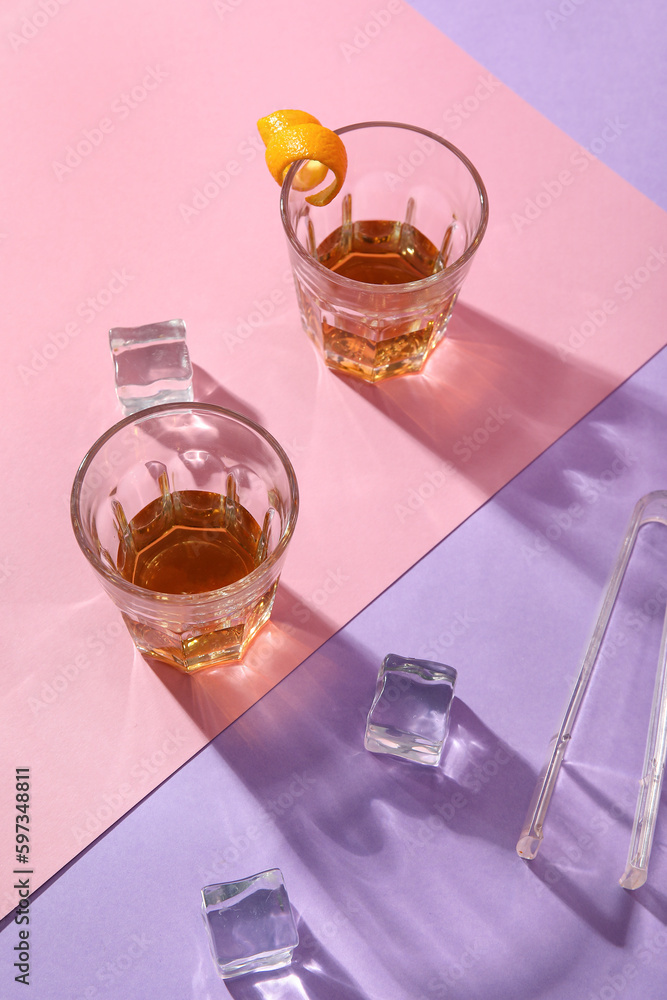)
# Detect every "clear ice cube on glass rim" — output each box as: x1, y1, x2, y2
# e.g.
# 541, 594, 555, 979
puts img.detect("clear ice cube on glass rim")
109, 318, 193, 415
364, 653, 457, 766
201, 868, 299, 980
